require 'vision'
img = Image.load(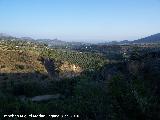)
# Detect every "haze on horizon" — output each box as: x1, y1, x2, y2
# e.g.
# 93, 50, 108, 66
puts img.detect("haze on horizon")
0, 0, 160, 43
